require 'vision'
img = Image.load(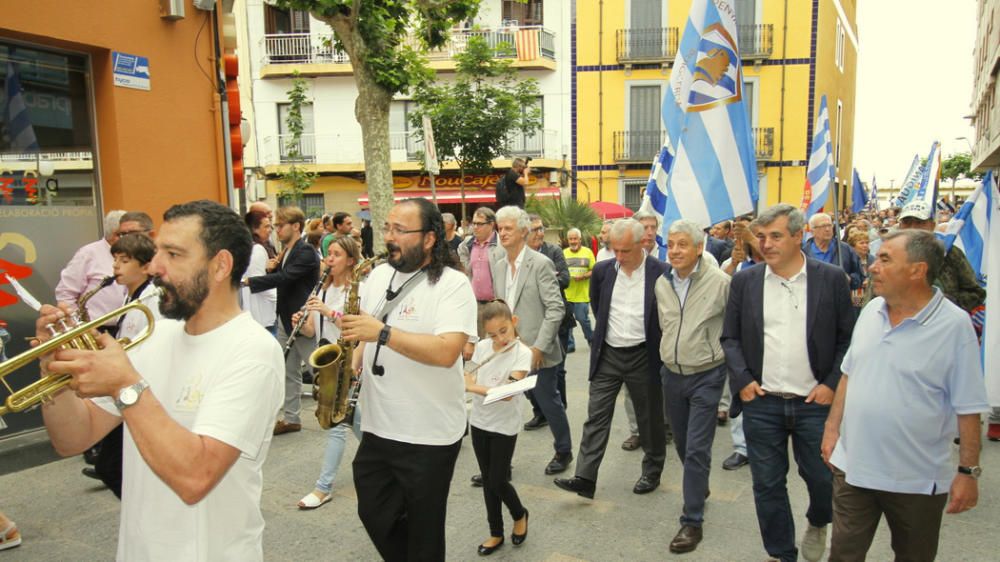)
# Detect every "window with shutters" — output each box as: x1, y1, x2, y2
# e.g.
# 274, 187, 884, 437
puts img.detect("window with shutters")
627, 0, 664, 59
627, 84, 664, 162
389, 101, 421, 160
502, 0, 543, 26
263, 4, 310, 34
277, 103, 315, 163
621, 180, 646, 212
